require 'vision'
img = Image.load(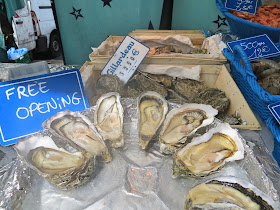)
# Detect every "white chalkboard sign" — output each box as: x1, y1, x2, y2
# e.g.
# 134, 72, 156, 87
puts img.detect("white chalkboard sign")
0, 69, 88, 146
